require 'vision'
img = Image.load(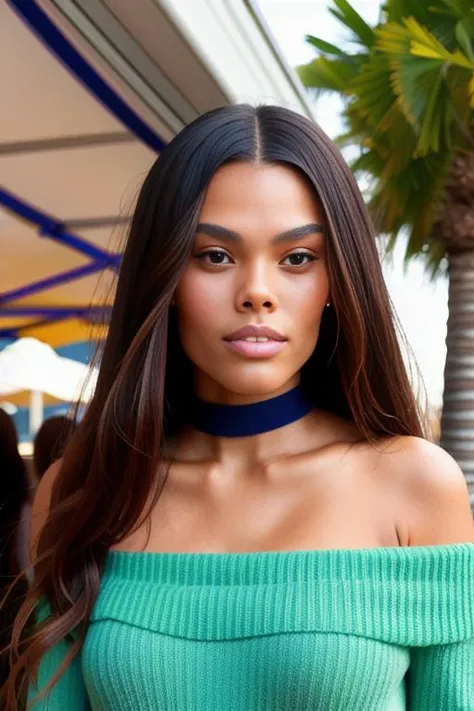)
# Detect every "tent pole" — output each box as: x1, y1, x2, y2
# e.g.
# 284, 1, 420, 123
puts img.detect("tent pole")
29, 390, 43, 437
